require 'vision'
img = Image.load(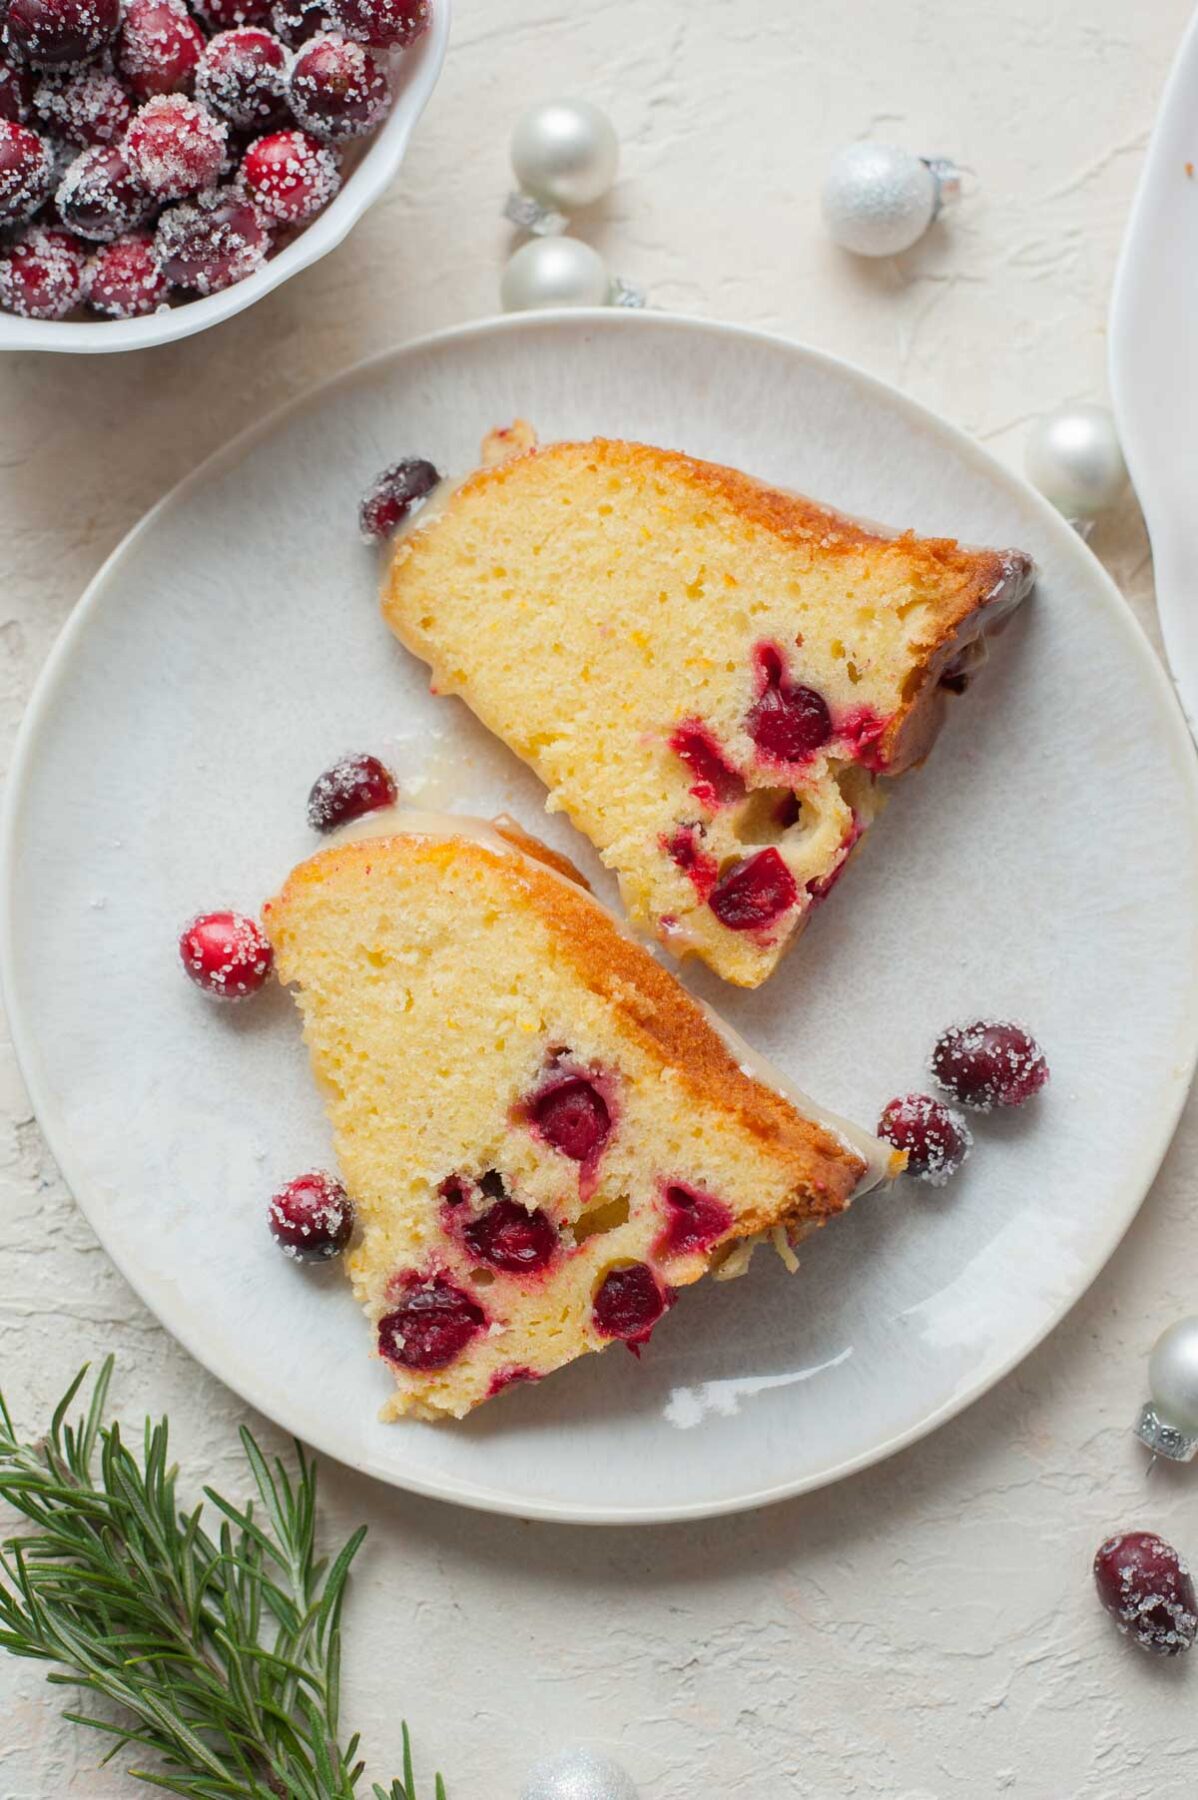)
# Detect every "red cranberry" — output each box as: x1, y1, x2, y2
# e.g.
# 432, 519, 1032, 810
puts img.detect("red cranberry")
117, 0, 206, 101
124, 94, 227, 200
0, 222, 85, 315
192, 0, 274, 28
746, 645, 832, 764
196, 29, 291, 131
288, 31, 389, 140
328, 0, 429, 50
930, 1021, 1049, 1112
268, 1169, 354, 1261
655, 1182, 734, 1258
839, 705, 888, 770
0, 56, 37, 124
6, 0, 120, 69
529, 1073, 611, 1164
33, 66, 131, 145
155, 186, 269, 290
708, 847, 798, 932
877, 1094, 971, 1187
0, 118, 52, 223
377, 1275, 485, 1371
488, 1365, 539, 1397
306, 751, 396, 831
84, 229, 170, 314
664, 822, 718, 899
242, 126, 340, 223
178, 908, 273, 997
270, 0, 333, 45
668, 722, 745, 809
593, 1262, 669, 1343
1094, 1531, 1198, 1656
358, 456, 441, 541
56, 144, 149, 240
463, 1197, 558, 1274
